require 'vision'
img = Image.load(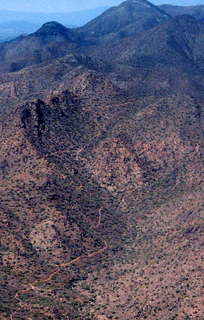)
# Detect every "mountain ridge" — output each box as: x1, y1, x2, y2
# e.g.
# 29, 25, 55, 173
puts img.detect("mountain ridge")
0, 0, 172, 73
76, 0, 170, 43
